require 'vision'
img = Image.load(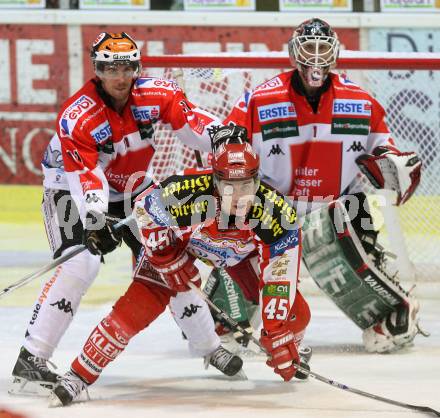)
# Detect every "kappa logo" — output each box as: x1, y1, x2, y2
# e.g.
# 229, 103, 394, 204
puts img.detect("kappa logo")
50, 298, 73, 316
346, 141, 366, 152
180, 304, 203, 319
267, 144, 285, 157
333, 99, 372, 116
85, 193, 104, 204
